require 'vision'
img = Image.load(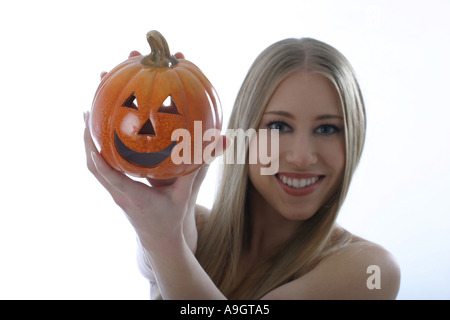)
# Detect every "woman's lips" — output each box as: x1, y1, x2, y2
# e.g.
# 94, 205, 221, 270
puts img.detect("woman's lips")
275, 172, 324, 196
